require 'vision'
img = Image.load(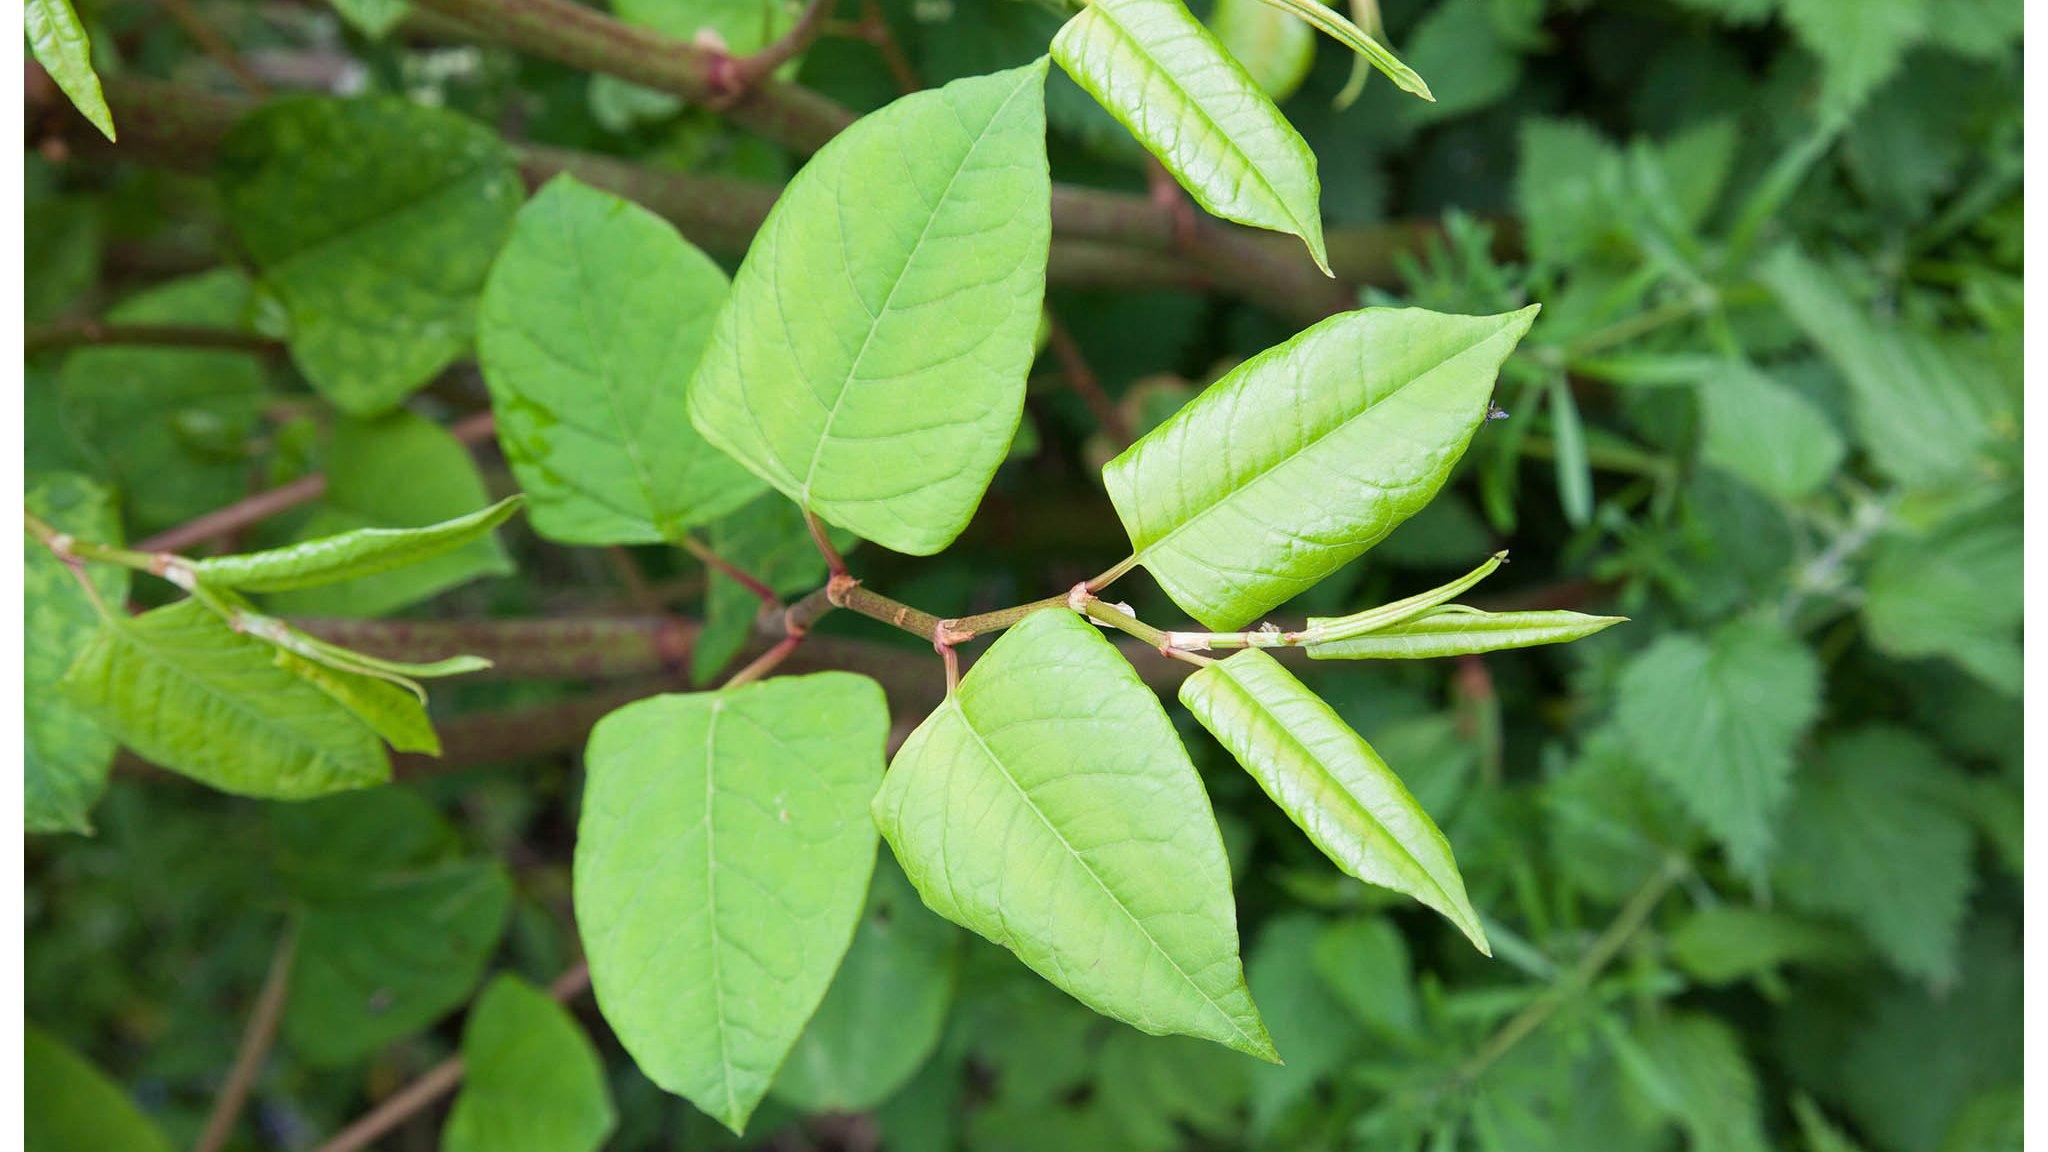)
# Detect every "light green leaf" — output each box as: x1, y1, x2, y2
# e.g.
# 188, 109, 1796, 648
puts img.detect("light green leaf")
266, 412, 513, 617
688, 63, 1050, 556
773, 858, 961, 1113
1244, 0, 1429, 101
61, 600, 389, 799
1779, 0, 1929, 117
1614, 1013, 1771, 1152
1206, 0, 1315, 100
1054, 0, 1330, 272
1614, 616, 1821, 874
195, 496, 522, 593
444, 975, 617, 1152
26, 1025, 170, 1152
610, 0, 790, 56
1698, 361, 1845, 500
26, 473, 126, 834
576, 673, 887, 1133
877, 608, 1274, 1061
1862, 518, 2021, 695
1666, 906, 1862, 987
1775, 728, 1974, 987
478, 176, 763, 545
219, 96, 523, 414
275, 789, 514, 1065
1310, 915, 1417, 1039
27, 0, 114, 141
274, 649, 440, 755
1307, 607, 1624, 660
1180, 648, 1487, 952
1104, 305, 1538, 630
